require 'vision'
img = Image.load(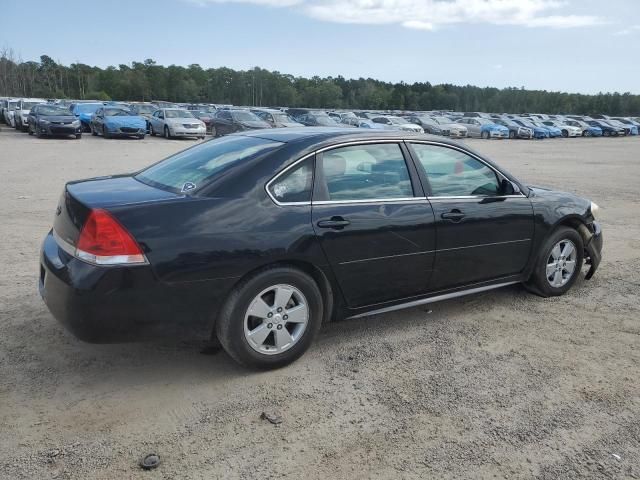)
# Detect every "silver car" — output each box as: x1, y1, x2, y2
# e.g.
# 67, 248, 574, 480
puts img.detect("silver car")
148, 108, 206, 139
